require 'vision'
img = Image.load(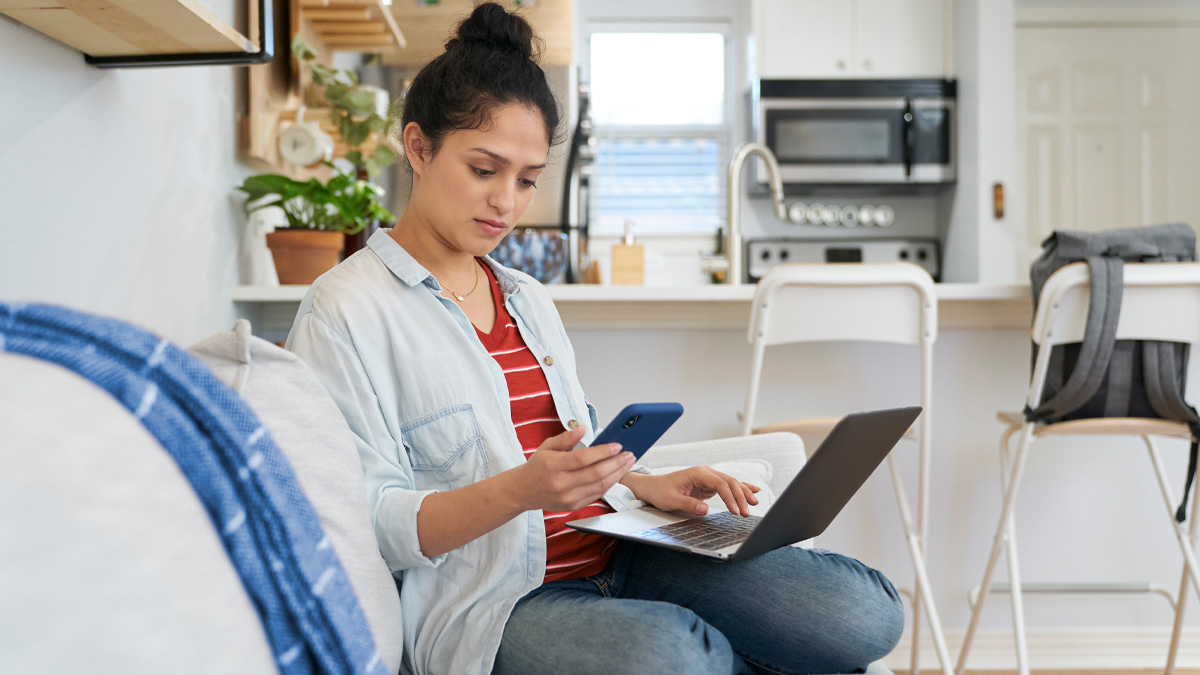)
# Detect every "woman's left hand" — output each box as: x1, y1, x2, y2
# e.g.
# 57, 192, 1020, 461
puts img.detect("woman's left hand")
622, 467, 761, 517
